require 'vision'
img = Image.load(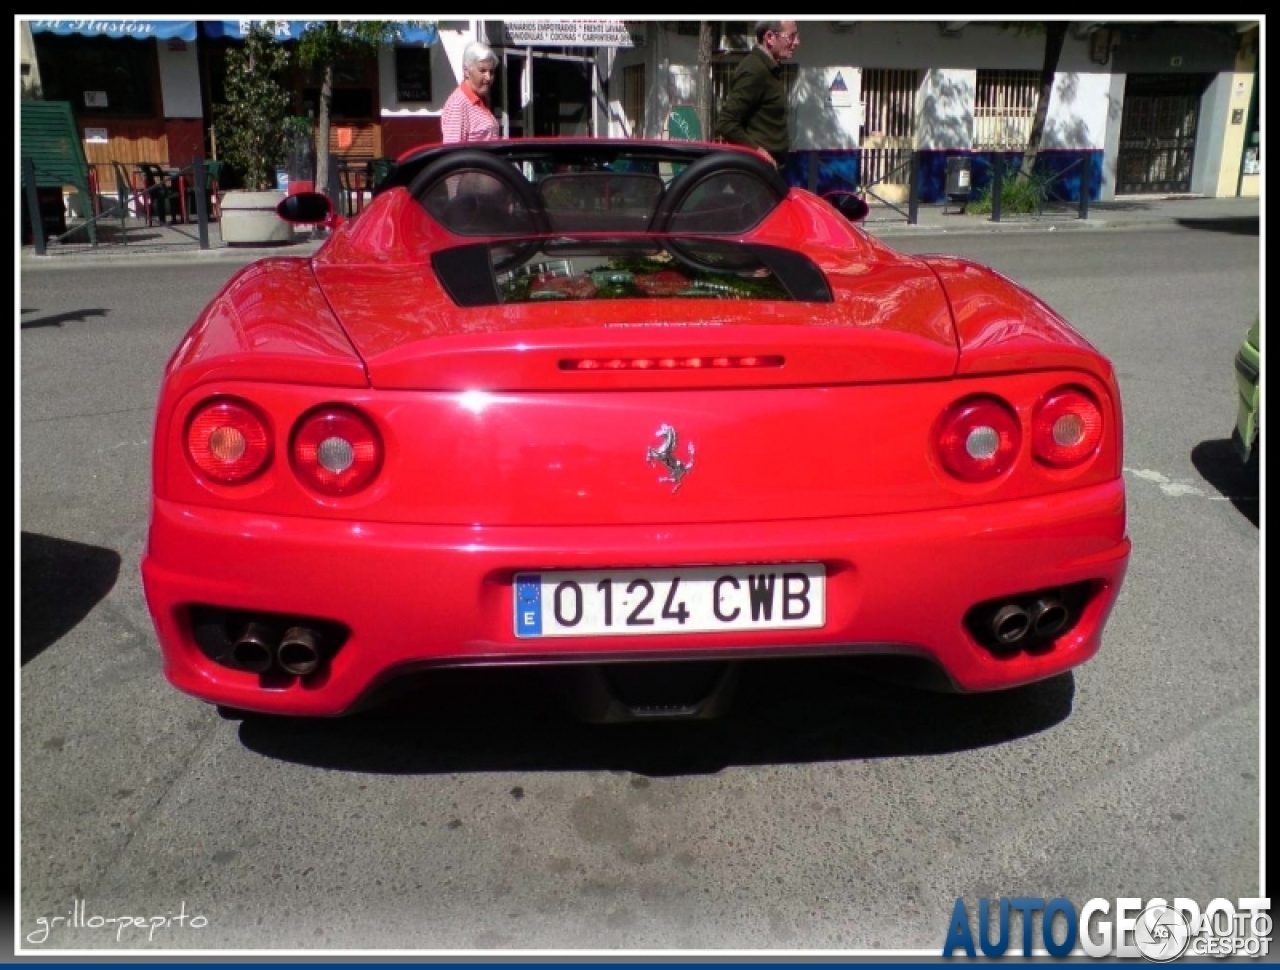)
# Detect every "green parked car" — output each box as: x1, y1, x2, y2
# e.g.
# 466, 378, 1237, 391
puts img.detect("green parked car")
1232, 318, 1261, 466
